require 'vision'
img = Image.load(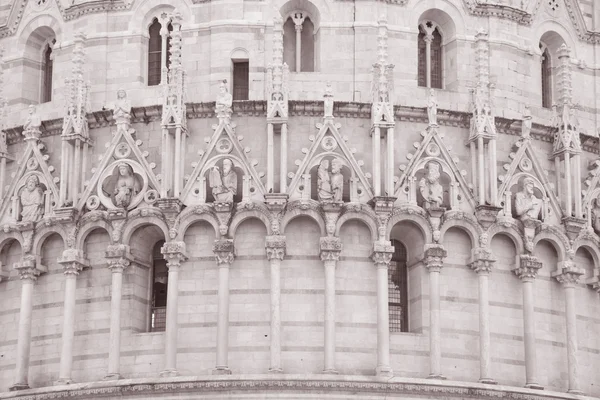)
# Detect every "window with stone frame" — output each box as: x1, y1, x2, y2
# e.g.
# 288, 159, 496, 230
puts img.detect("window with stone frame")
41, 42, 53, 103
148, 18, 172, 87
283, 12, 315, 72
417, 22, 443, 89
232, 60, 249, 100
388, 239, 409, 332
150, 240, 168, 332
540, 44, 552, 109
